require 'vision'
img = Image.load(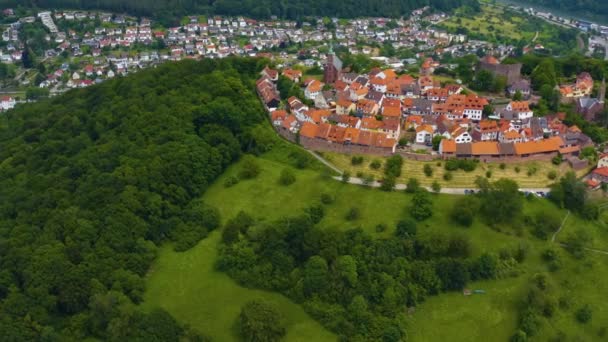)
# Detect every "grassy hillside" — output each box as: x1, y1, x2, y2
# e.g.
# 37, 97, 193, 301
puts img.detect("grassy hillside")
143, 146, 608, 341
142, 232, 336, 342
